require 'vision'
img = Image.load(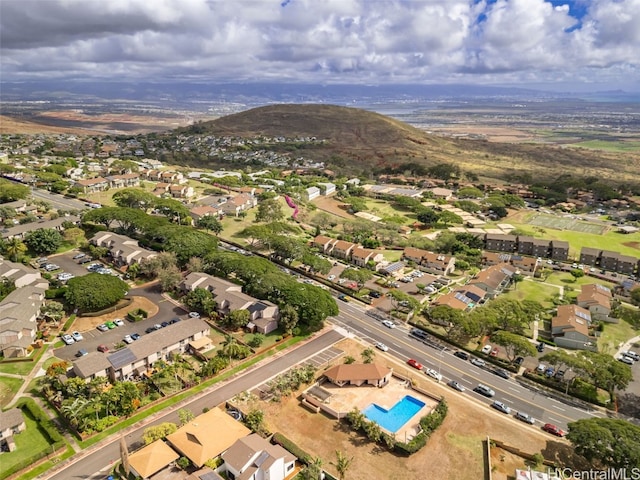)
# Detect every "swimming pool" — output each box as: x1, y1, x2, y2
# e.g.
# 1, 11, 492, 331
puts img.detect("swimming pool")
362, 395, 425, 433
